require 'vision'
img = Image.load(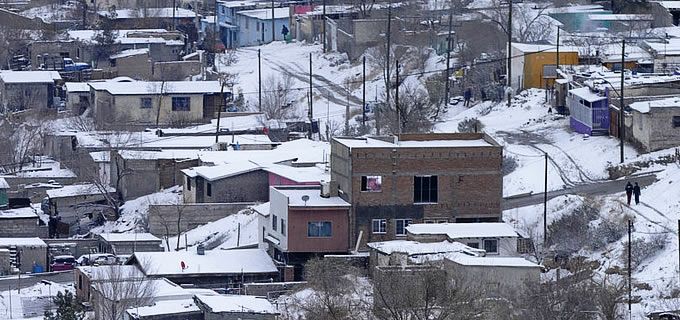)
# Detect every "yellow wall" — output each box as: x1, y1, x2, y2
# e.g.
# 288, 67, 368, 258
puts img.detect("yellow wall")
112, 93, 204, 126
523, 52, 579, 89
